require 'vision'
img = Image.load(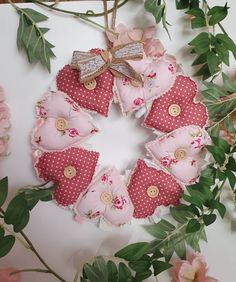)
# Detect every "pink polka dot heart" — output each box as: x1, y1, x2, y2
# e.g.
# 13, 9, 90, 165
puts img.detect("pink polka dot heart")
56, 65, 114, 117
127, 159, 182, 218
35, 147, 99, 206
143, 75, 208, 133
